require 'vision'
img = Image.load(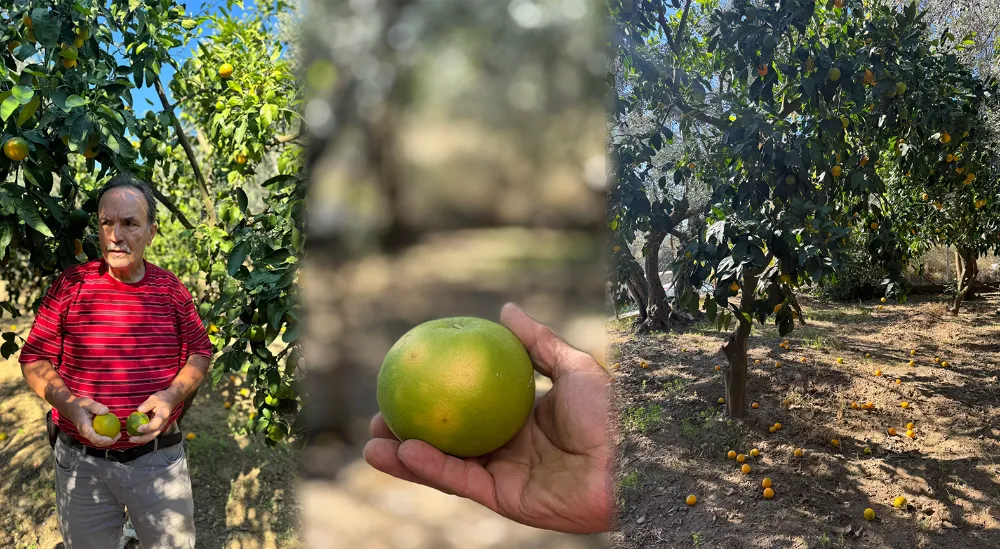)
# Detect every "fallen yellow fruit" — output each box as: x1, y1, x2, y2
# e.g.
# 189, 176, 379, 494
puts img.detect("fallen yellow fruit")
894, 496, 907, 508
186, 432, 197, 440
864, 507, 876, 520
686, 494, 697, 505
763, 487, 775, 499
